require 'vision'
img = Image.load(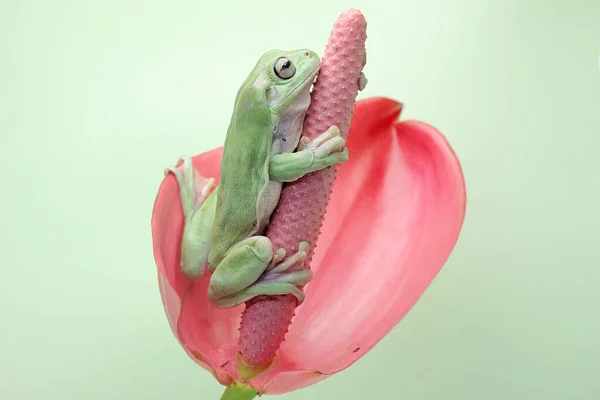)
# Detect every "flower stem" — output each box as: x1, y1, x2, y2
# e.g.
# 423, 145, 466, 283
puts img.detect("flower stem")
220, 383, 257, 400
